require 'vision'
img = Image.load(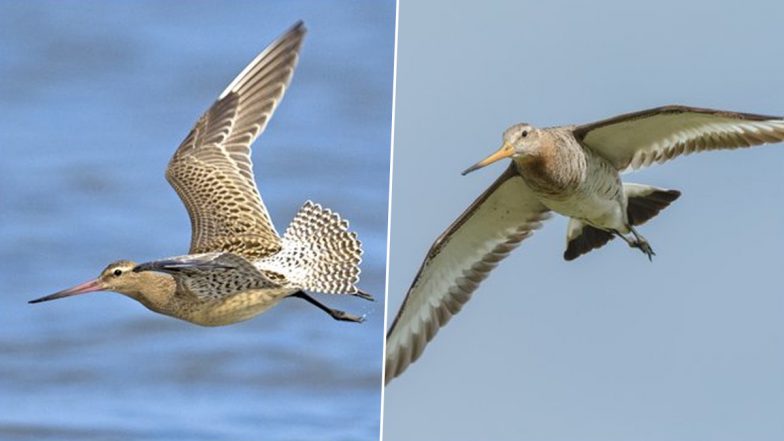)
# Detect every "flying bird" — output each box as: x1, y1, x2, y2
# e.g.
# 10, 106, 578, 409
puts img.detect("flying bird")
30, 22, 373, 326
385, 105, 784, 382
